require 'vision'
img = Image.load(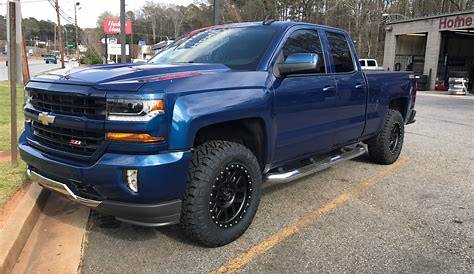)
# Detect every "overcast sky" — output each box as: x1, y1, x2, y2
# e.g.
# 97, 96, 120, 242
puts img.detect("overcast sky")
2, 0, 196, 28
